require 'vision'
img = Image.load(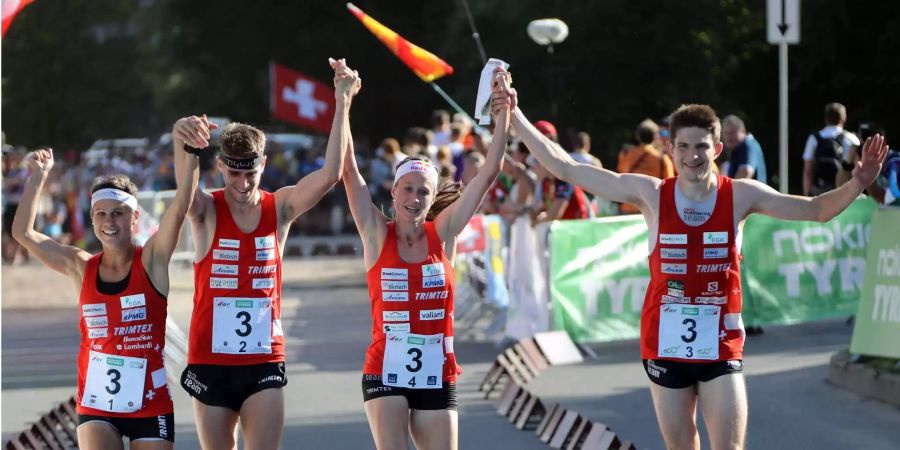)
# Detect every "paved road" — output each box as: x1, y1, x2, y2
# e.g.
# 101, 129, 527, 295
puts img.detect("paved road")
3, 256, 900, 449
